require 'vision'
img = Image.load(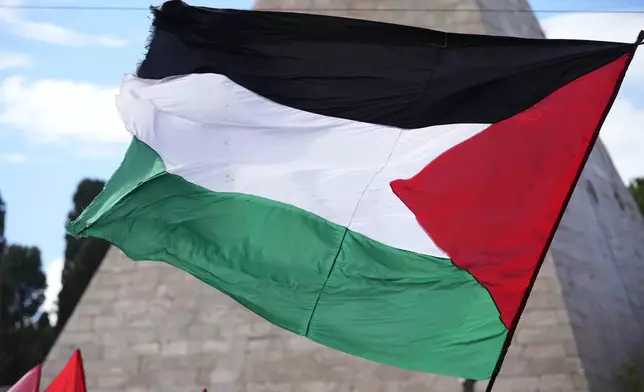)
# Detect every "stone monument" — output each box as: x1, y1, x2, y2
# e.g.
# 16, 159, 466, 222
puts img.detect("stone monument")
42, 1, 644, 391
